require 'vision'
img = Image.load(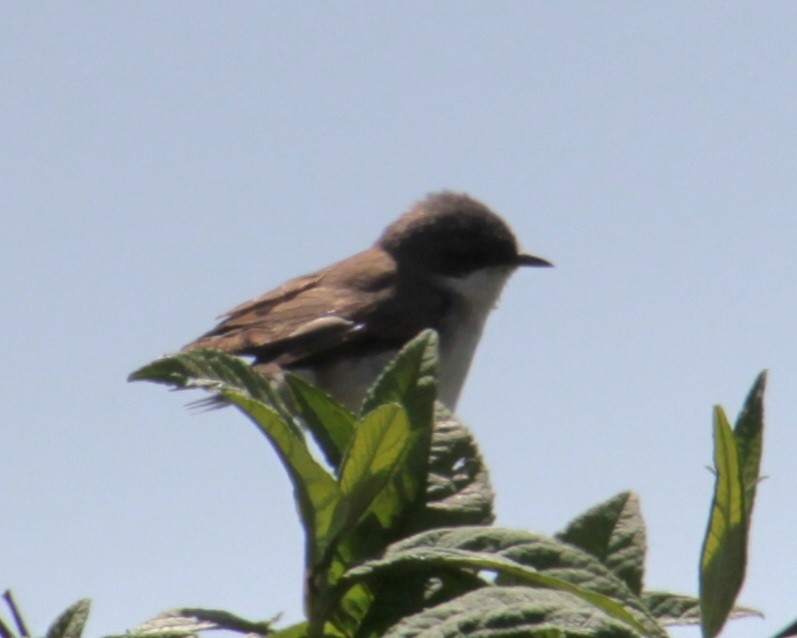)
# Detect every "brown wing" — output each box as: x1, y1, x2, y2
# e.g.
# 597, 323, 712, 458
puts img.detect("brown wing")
183, 247, 446, 368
